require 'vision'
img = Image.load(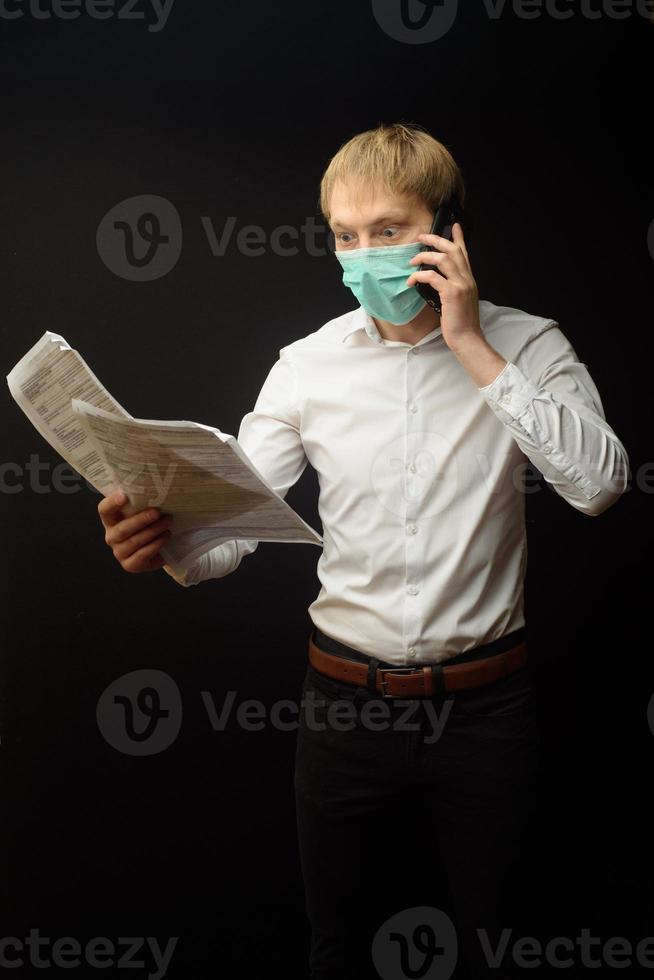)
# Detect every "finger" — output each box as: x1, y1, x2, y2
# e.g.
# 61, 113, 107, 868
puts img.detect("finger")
409, 250, 445, 267
410, 250, 463, 280
105, 507, 167, 548
121, 535, 171, 573
414, 237, 468, 278
99, 490, 154, 528
451, 223, 471, 270
112, 517, 173, 561
416, 232, 458, 252
98, 489, 131, 530
406, 268, 448, 290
